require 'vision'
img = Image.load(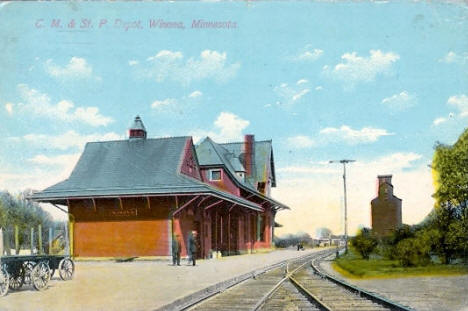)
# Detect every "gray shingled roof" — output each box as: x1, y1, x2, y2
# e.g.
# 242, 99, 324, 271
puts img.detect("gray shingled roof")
30, 136, 262, 211
219, 140, 276, 187
196, 138, 287, 210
